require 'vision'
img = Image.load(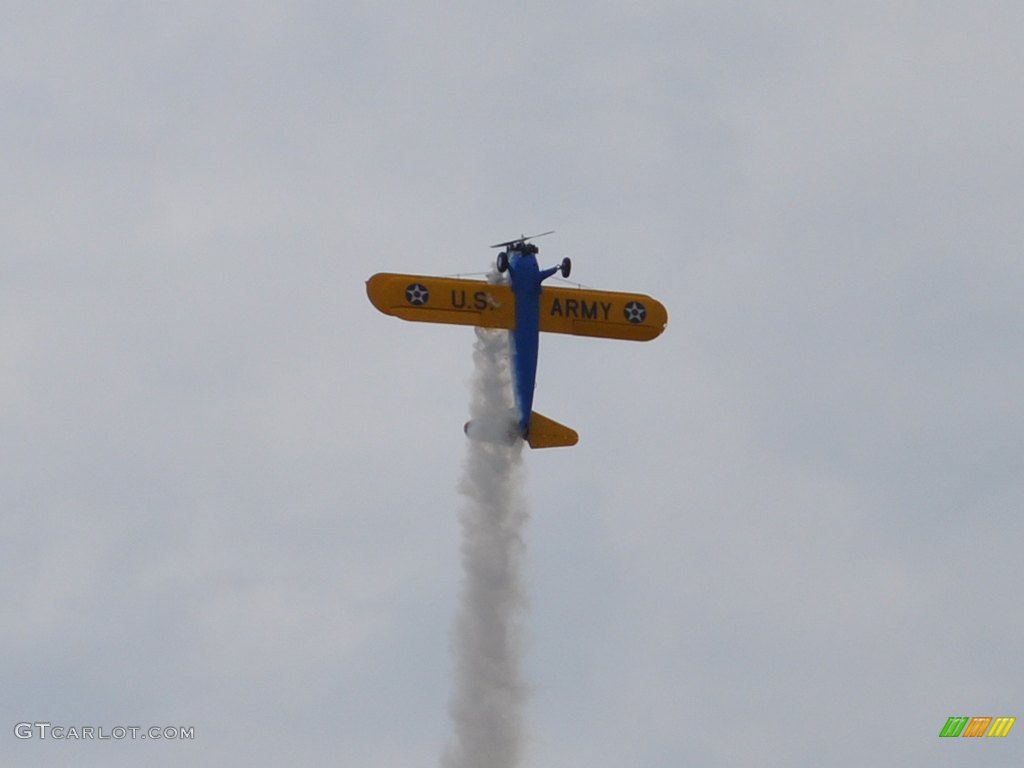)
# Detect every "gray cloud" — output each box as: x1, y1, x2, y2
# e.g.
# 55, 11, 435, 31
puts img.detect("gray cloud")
3, 2, 1023, 766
